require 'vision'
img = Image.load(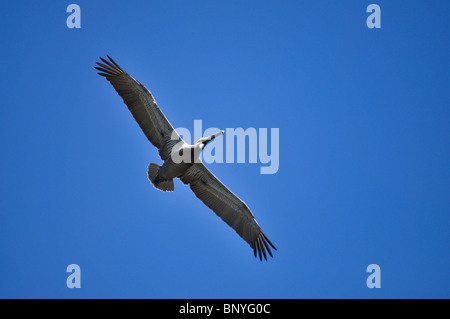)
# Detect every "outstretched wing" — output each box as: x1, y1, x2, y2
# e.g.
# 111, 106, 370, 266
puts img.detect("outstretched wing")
95, 55, 182, 160
180, 163, 276, 260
